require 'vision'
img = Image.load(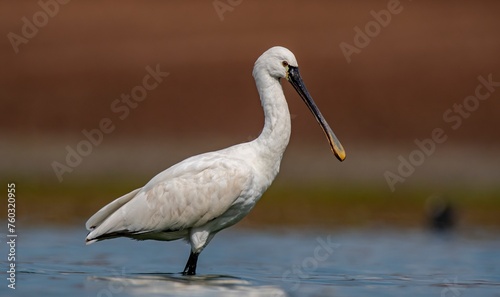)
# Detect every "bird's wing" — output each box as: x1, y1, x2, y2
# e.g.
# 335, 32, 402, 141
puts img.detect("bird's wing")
85, 188, 141, 231
85, 152, 254, 242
